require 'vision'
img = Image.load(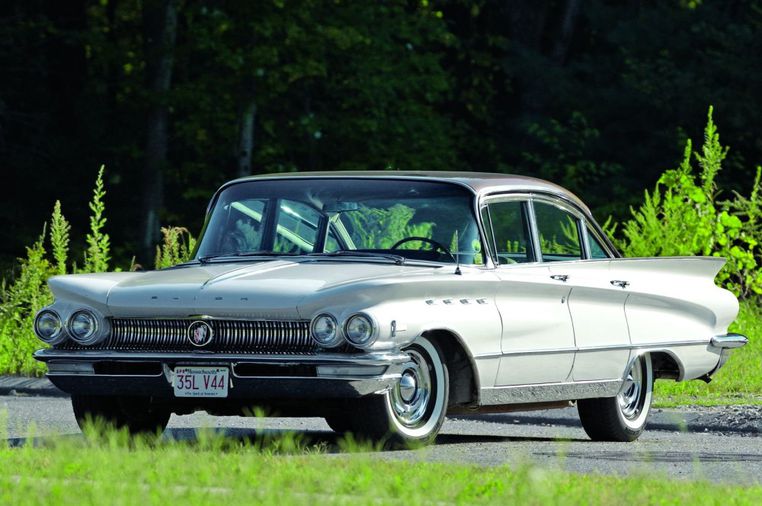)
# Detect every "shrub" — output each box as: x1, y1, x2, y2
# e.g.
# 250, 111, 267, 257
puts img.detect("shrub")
0, 166, 202, 375
0, 166, 114, 376
155, 226, 196, 269
0, 229, 54, 375
616, 107, 762, 298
